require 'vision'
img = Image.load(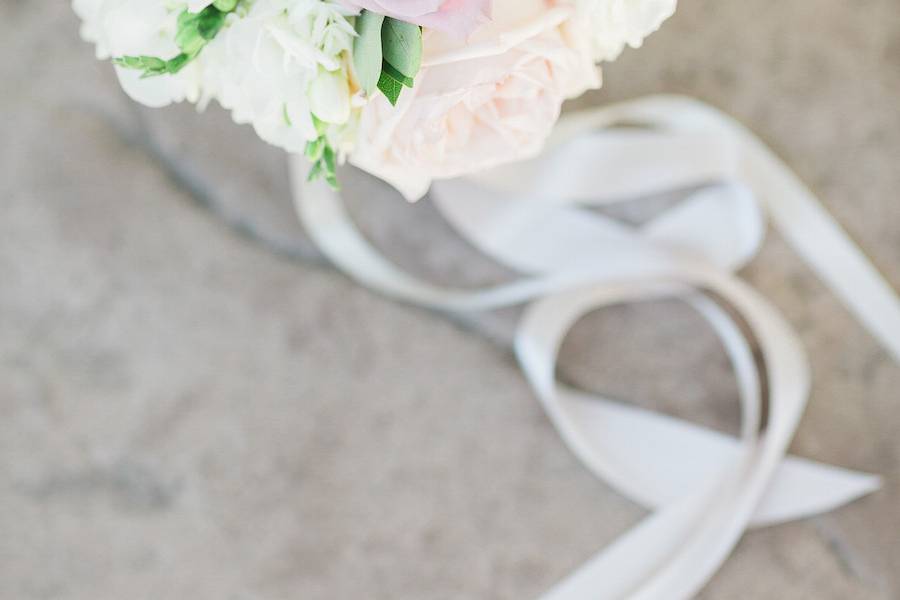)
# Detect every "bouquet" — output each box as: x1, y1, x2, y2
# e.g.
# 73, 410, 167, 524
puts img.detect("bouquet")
72, 0, 676, 199
69, 2, 900, 596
